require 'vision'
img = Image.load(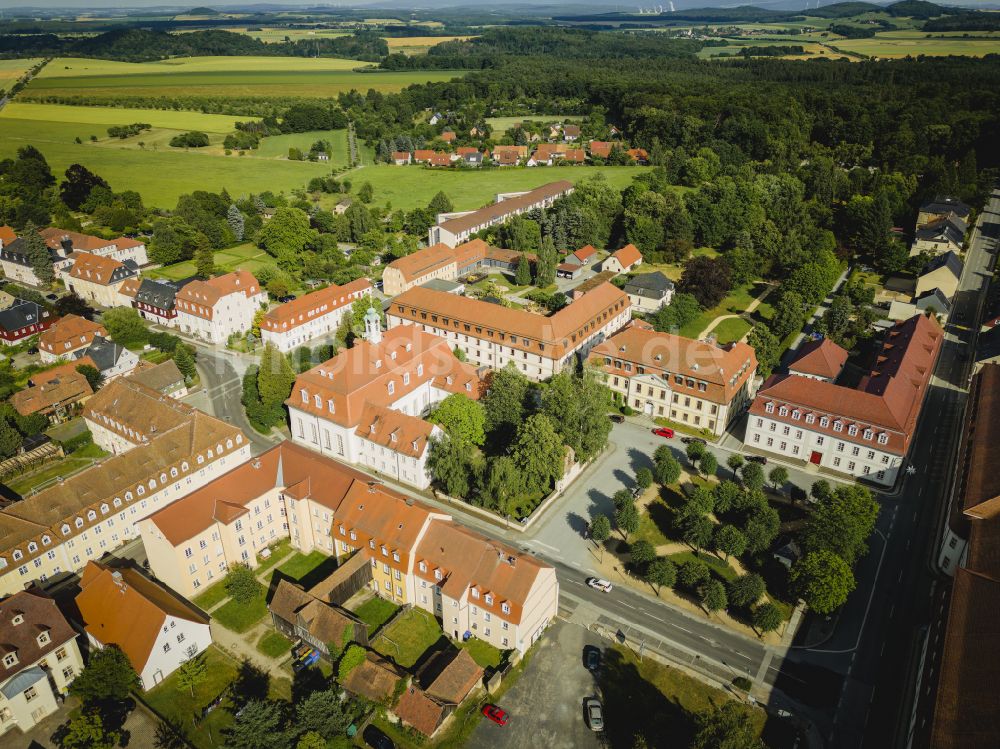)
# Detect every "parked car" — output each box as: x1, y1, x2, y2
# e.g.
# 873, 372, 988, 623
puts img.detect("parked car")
277, 294, 297, 303
26, 347, 38, 355
584, 647, 601, 672
482, 704, 510, 726
362, 725, 395, 749
609, 414, 625, 423
746, 455, 768, 465
45, 293, 59, 301
681, 436, 707, 446
585, 697, 604, 731
652, 427, 674, 439
586, 577, 613, 593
